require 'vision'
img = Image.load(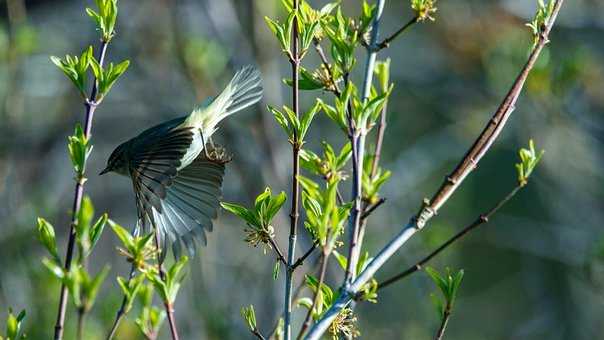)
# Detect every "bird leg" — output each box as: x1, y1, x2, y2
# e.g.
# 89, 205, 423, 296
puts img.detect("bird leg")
199, 129, 214, 160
